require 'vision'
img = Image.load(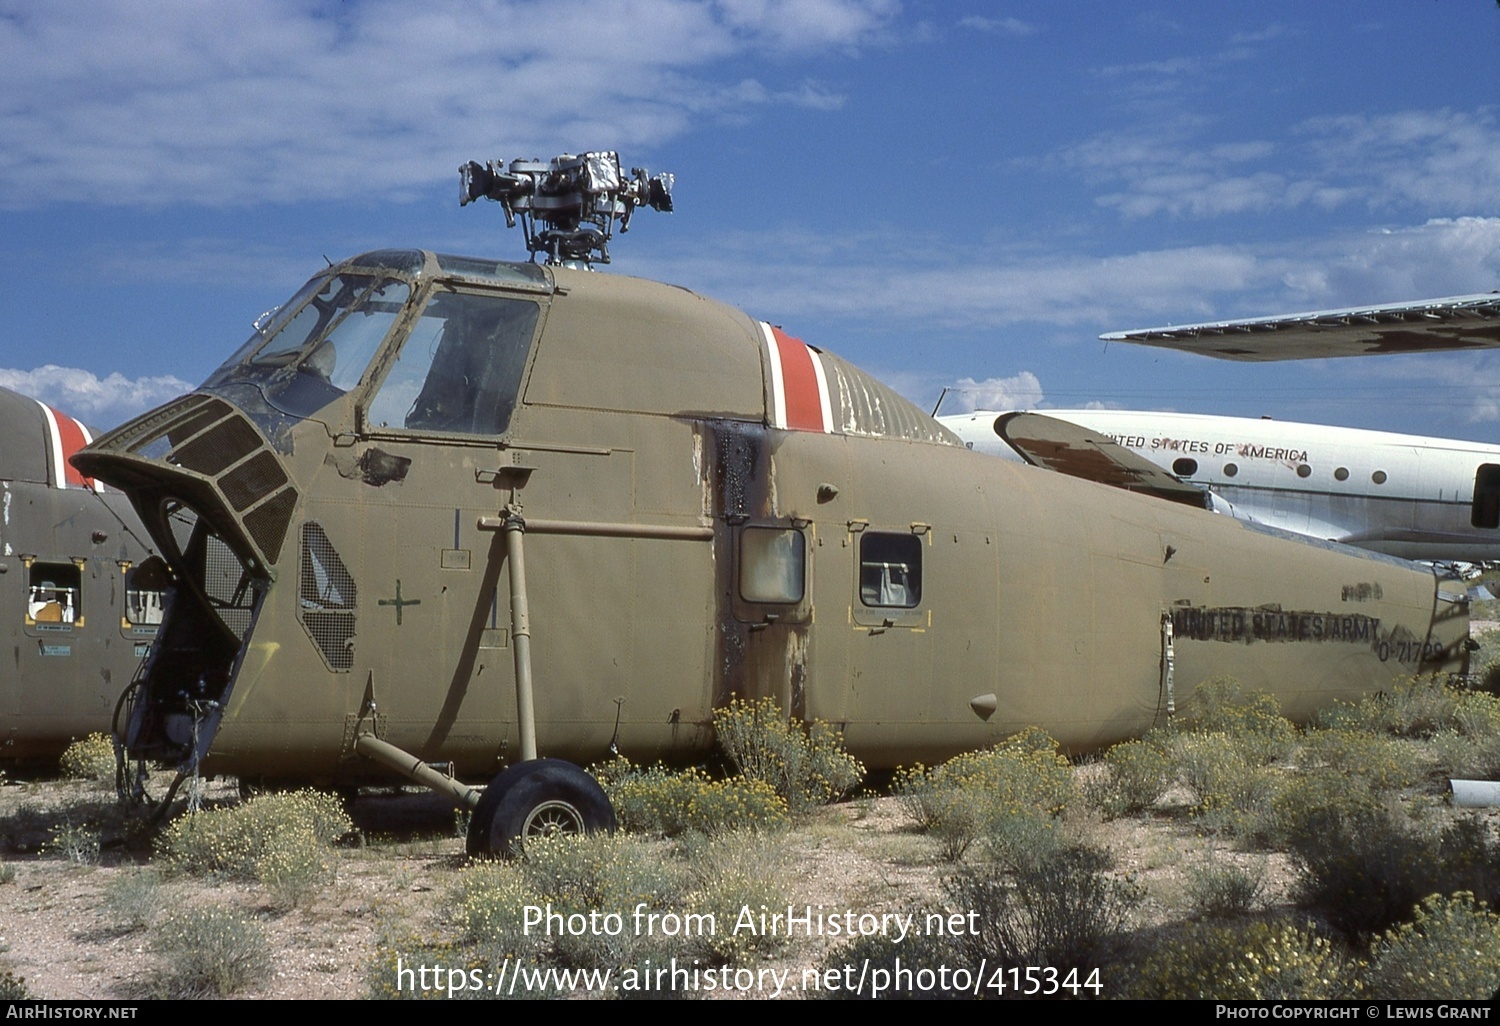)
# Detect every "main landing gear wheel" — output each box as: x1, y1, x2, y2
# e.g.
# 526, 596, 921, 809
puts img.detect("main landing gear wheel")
466, 758, 617, 858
